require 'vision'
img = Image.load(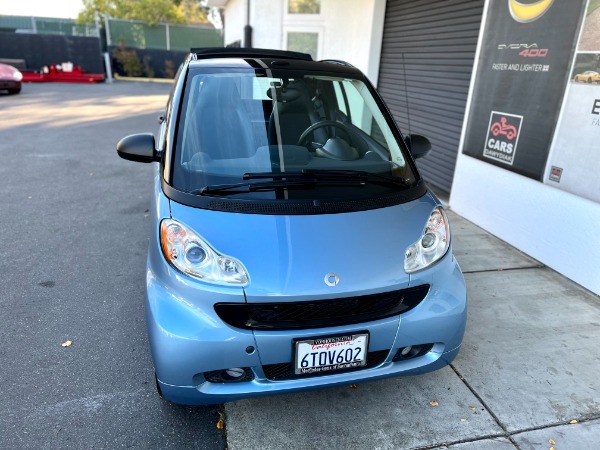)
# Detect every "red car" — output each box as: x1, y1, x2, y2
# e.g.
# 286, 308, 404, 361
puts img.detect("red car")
0, 63, 23, 94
